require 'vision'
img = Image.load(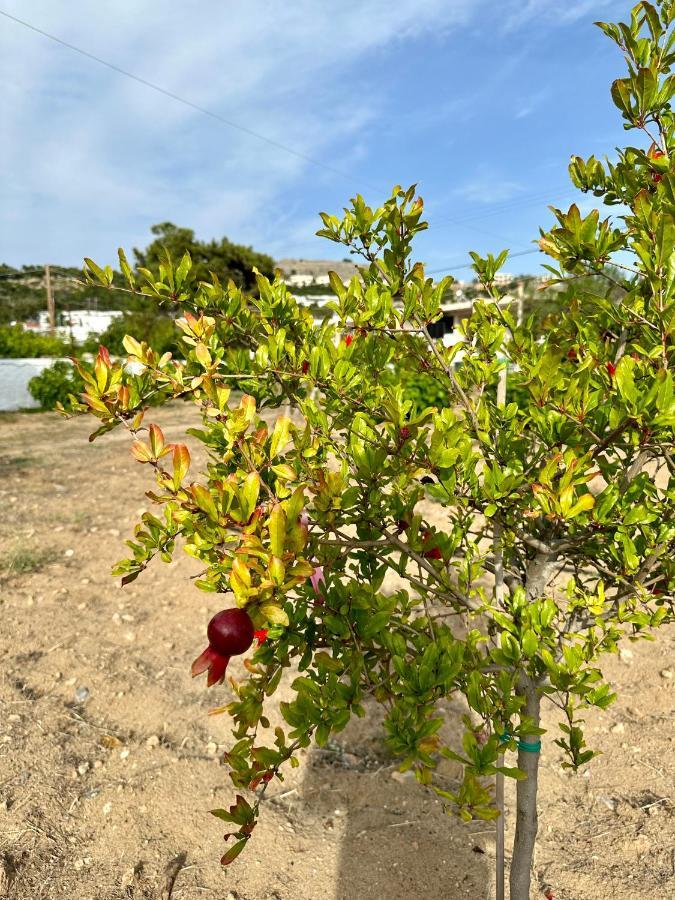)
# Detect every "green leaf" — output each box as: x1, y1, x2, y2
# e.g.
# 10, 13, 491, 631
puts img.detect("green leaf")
221, 839, 248, 866
192, 484, 218, 521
